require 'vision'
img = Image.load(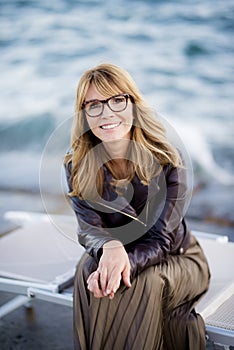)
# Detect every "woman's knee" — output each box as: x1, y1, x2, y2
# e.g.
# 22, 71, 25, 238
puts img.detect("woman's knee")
134, 266, 166, 300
